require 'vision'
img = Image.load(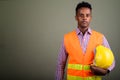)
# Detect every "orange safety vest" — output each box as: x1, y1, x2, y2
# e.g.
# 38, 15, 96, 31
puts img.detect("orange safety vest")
64, 30, 103, 80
